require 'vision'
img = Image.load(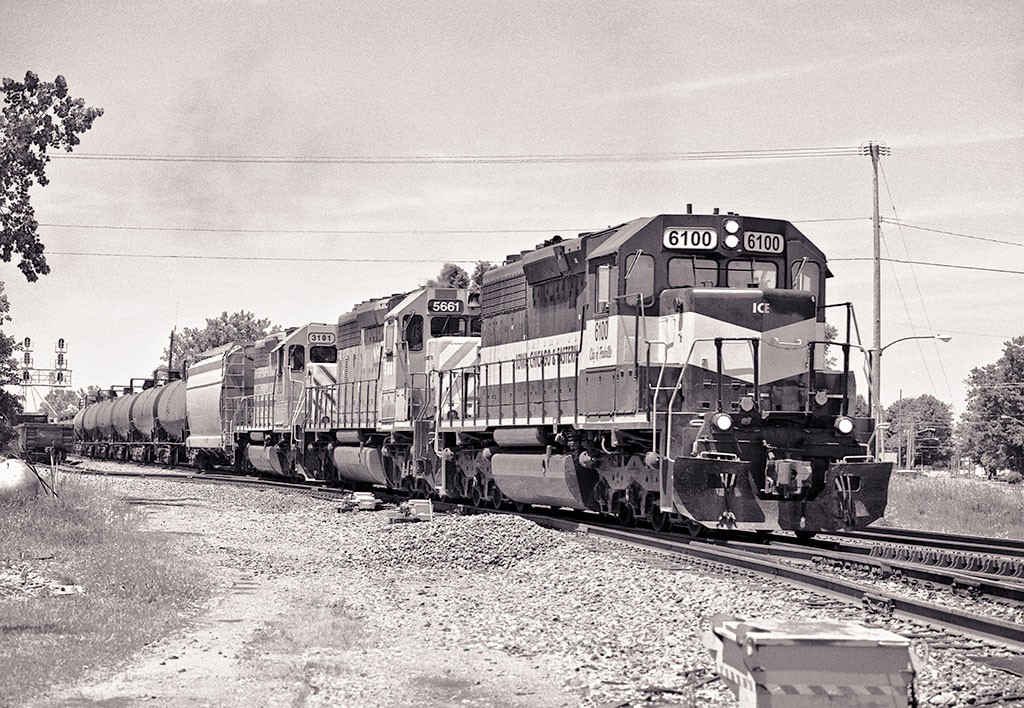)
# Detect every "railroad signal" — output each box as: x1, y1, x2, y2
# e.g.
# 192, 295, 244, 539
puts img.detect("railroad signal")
23, 352, 31, 366
56, 353, 66, 368
56, 338, 66, 353
21, 370, 30, 383
23, 337, 31, 351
